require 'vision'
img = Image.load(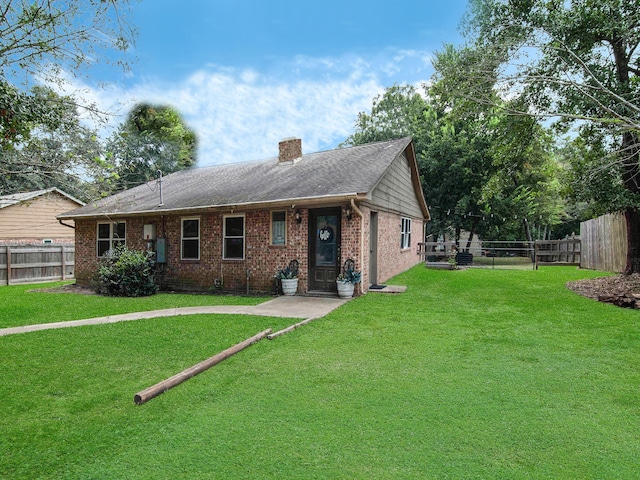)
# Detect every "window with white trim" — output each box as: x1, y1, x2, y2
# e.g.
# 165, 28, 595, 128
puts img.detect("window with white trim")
181, 217, 200, 260
401, 217, 411, 249
223, 215, 245, 259
271, 211, 286, 245
97, 222, 126, 257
